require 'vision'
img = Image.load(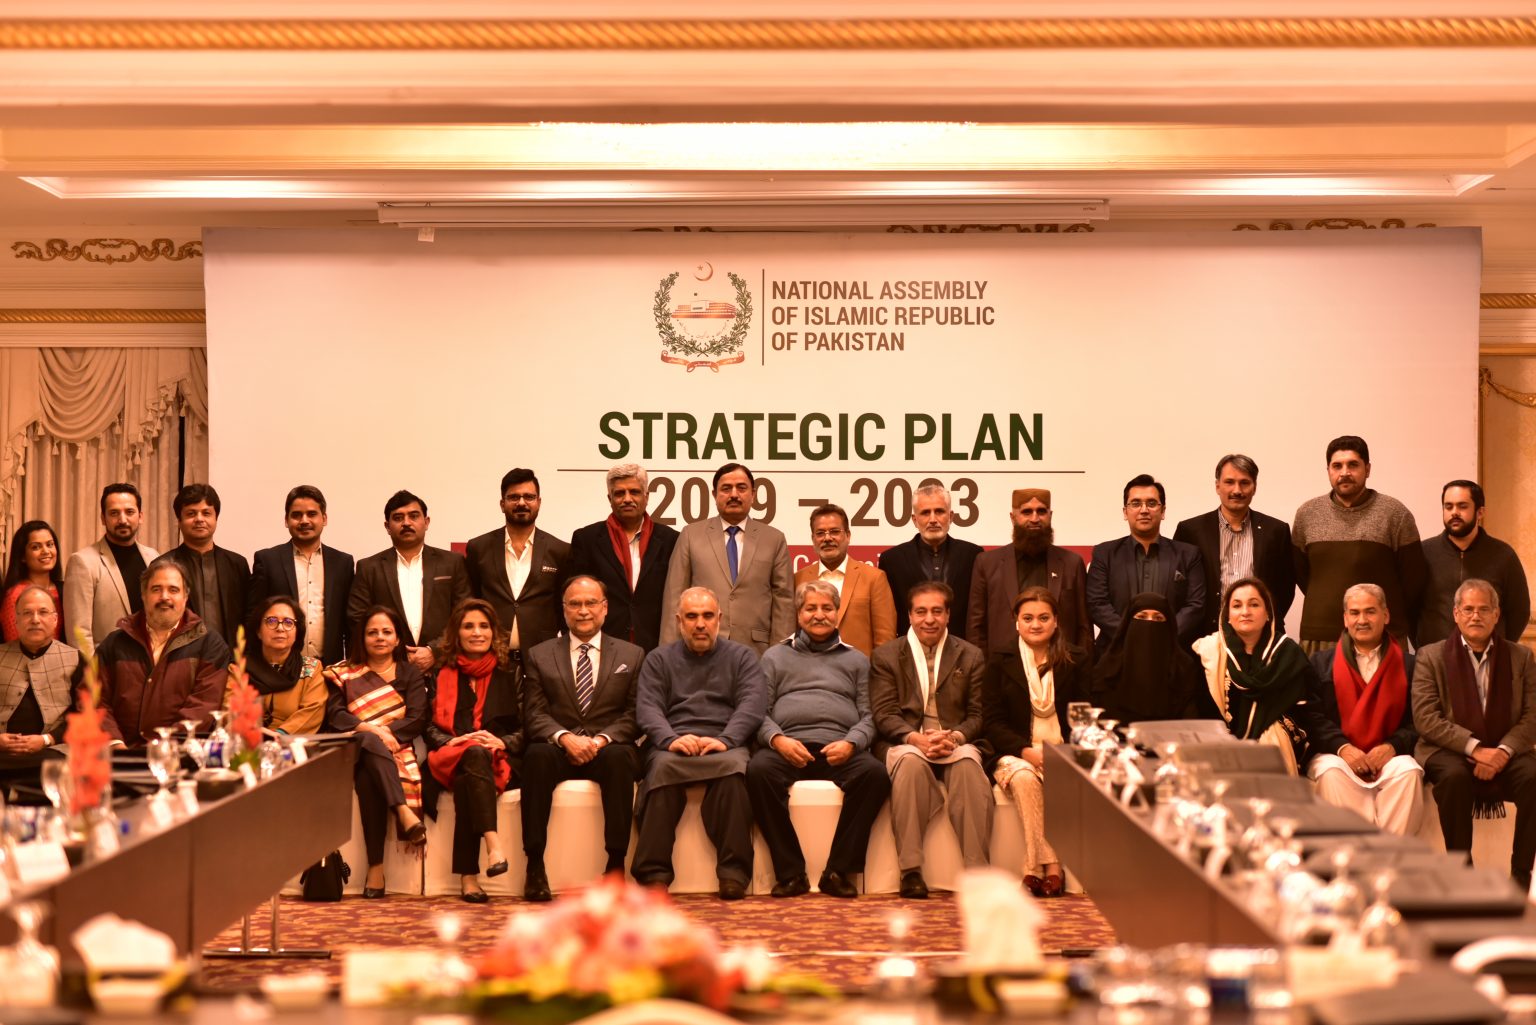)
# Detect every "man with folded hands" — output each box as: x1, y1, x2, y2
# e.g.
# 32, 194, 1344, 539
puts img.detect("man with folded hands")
519, 575, 644, 901
746, 580, 890, 898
